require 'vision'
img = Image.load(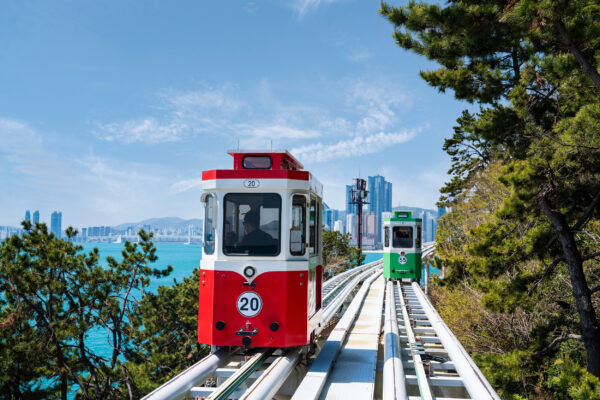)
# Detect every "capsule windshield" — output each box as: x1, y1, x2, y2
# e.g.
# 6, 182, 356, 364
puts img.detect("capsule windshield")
223, 193, 281, 256
392, 226, 413, 248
